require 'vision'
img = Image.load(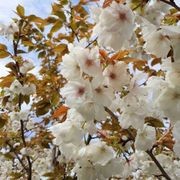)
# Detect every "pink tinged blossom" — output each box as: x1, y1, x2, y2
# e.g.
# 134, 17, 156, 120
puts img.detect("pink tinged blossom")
60, 54, 81, 80
77, 141, 115, 166
92, 2, 135, 50
91, 77, 114, 107
76, 47, 101, 77
103, 61, 130, 90
144, 30, 171, 58
60, 80, 92, 108
155, 87, 180, 122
